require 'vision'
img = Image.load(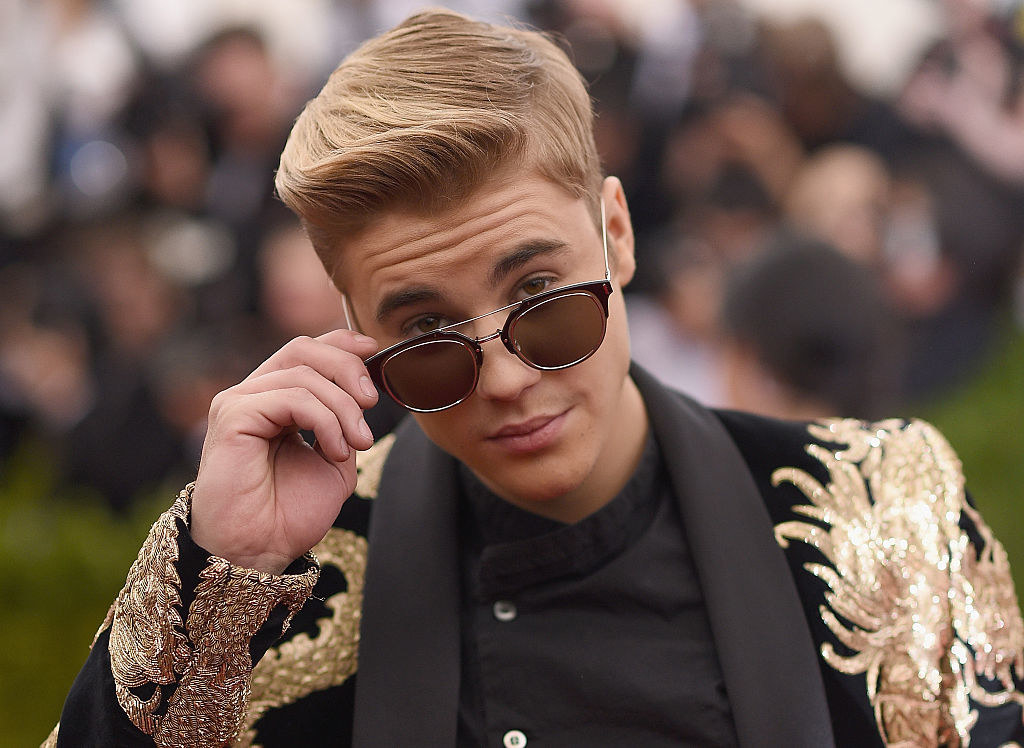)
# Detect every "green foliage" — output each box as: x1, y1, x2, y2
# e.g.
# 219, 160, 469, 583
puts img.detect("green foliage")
0, 438, 172, 745
923, 328, 1024, 610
